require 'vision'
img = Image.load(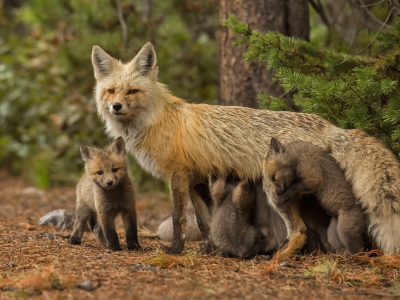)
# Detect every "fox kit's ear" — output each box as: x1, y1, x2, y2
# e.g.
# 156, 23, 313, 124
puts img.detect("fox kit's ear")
111, 137, 126, 155
268, 138, 284, 157
80, 145, 94, 162
131, 42, 158, 80
92, 46, 117, 80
